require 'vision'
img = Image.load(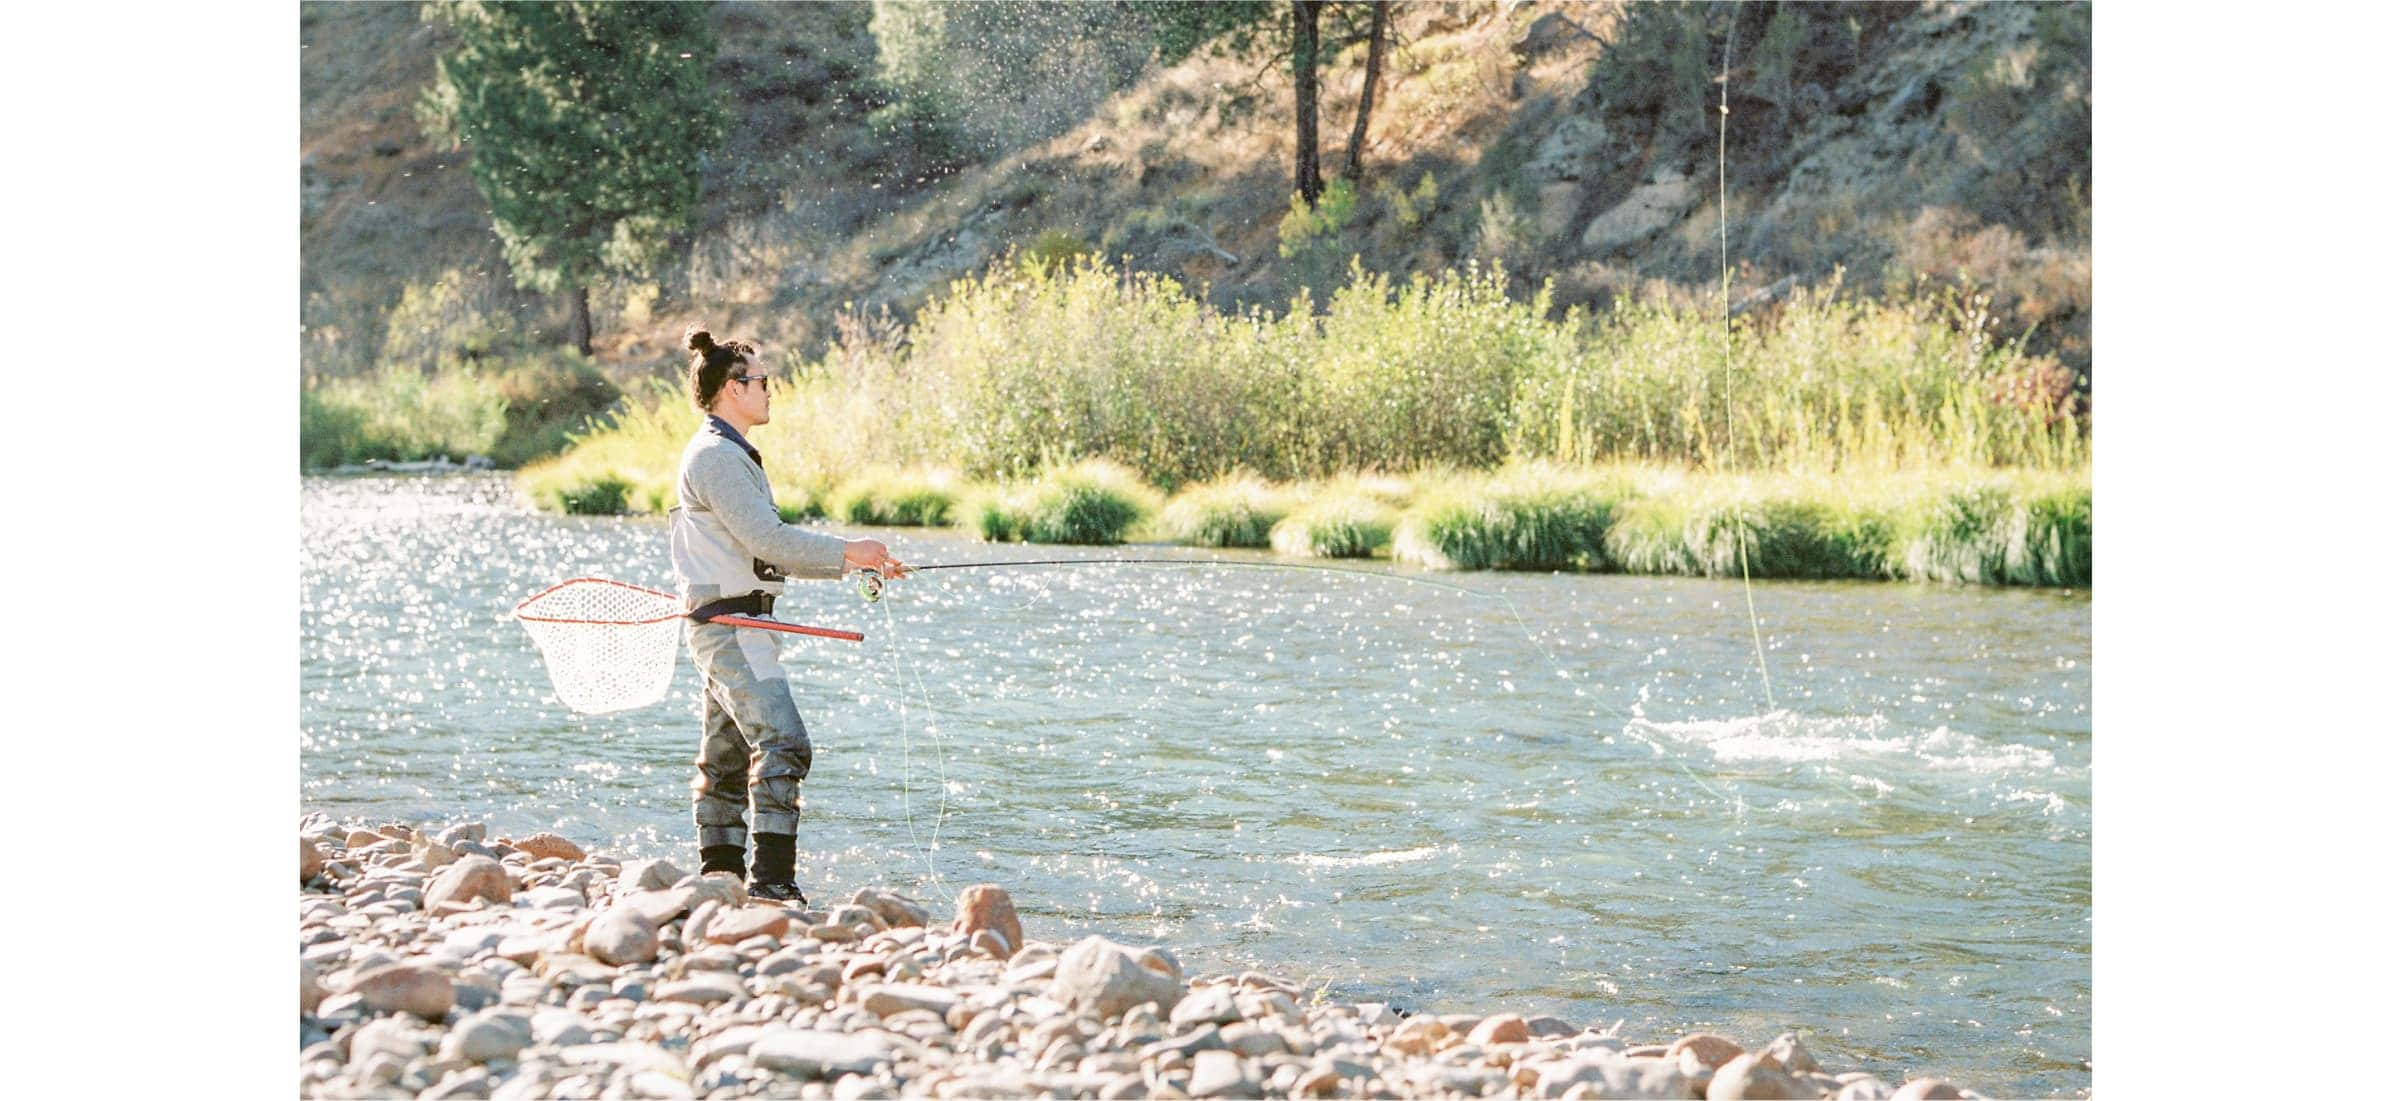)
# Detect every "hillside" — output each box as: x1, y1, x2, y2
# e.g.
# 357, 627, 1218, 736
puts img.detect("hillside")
300, 1, 2089, 381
